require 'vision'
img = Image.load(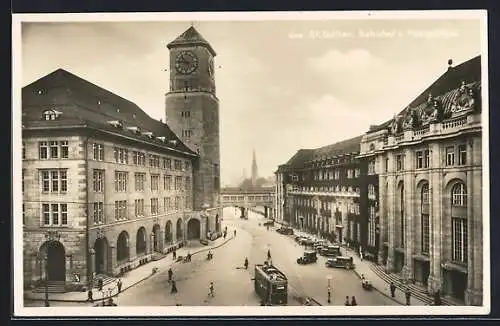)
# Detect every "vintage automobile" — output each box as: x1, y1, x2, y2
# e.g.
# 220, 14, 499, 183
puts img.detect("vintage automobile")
361, 278, 373, 290
320, 245, 342, 257
325, 256, 354, 269
314, 241, 329, 252
295, 236, 306, 243
263, 220, 275, 227
299, 238, 315, 246
276, 227, 294, 235
296, 250, 318, 265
